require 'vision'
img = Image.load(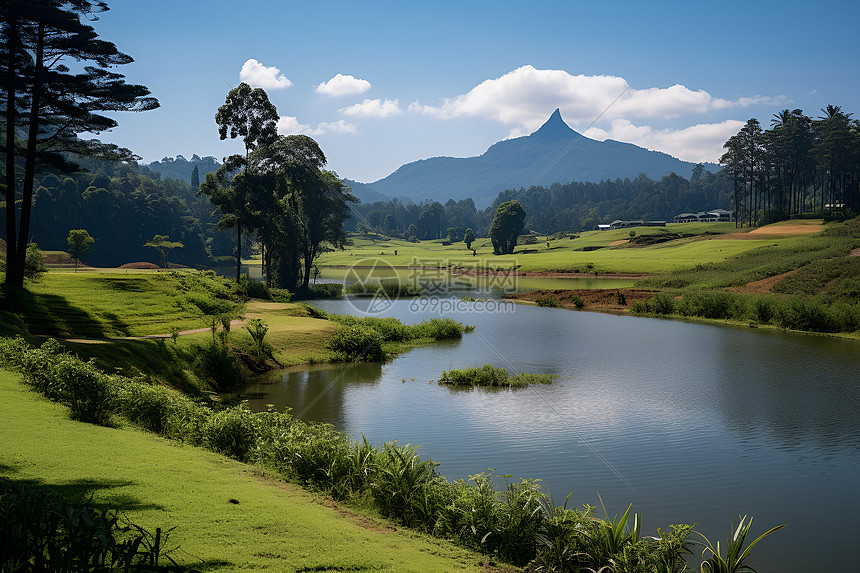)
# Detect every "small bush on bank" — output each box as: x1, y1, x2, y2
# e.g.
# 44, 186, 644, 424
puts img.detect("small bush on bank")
191, 343, 244, 391
326, 324, 385, 361
534, 296, 557, 307
235, 276, 271, 299
344, 280, 422, 298
571, 293, 585, 308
